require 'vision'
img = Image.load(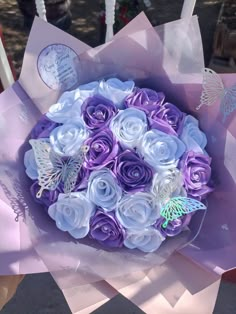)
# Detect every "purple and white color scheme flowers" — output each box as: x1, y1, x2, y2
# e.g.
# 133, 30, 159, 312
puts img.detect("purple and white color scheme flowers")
24, 78, 214, 253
